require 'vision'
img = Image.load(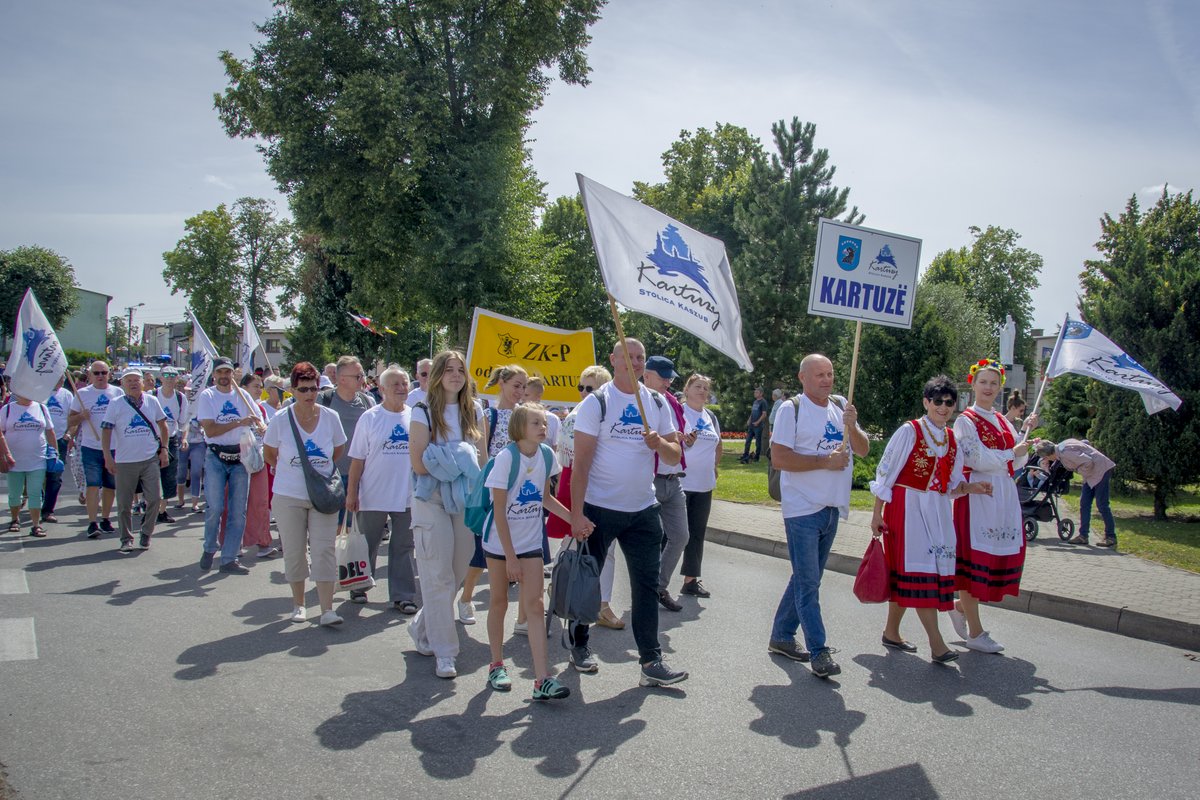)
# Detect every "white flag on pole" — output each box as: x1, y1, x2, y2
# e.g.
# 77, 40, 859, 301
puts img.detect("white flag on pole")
6, 288, 68, 401
187, 310, 218, 402
1046, 318, 1182, 414
240, 305, 262, 372
577, 174, 753, 371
